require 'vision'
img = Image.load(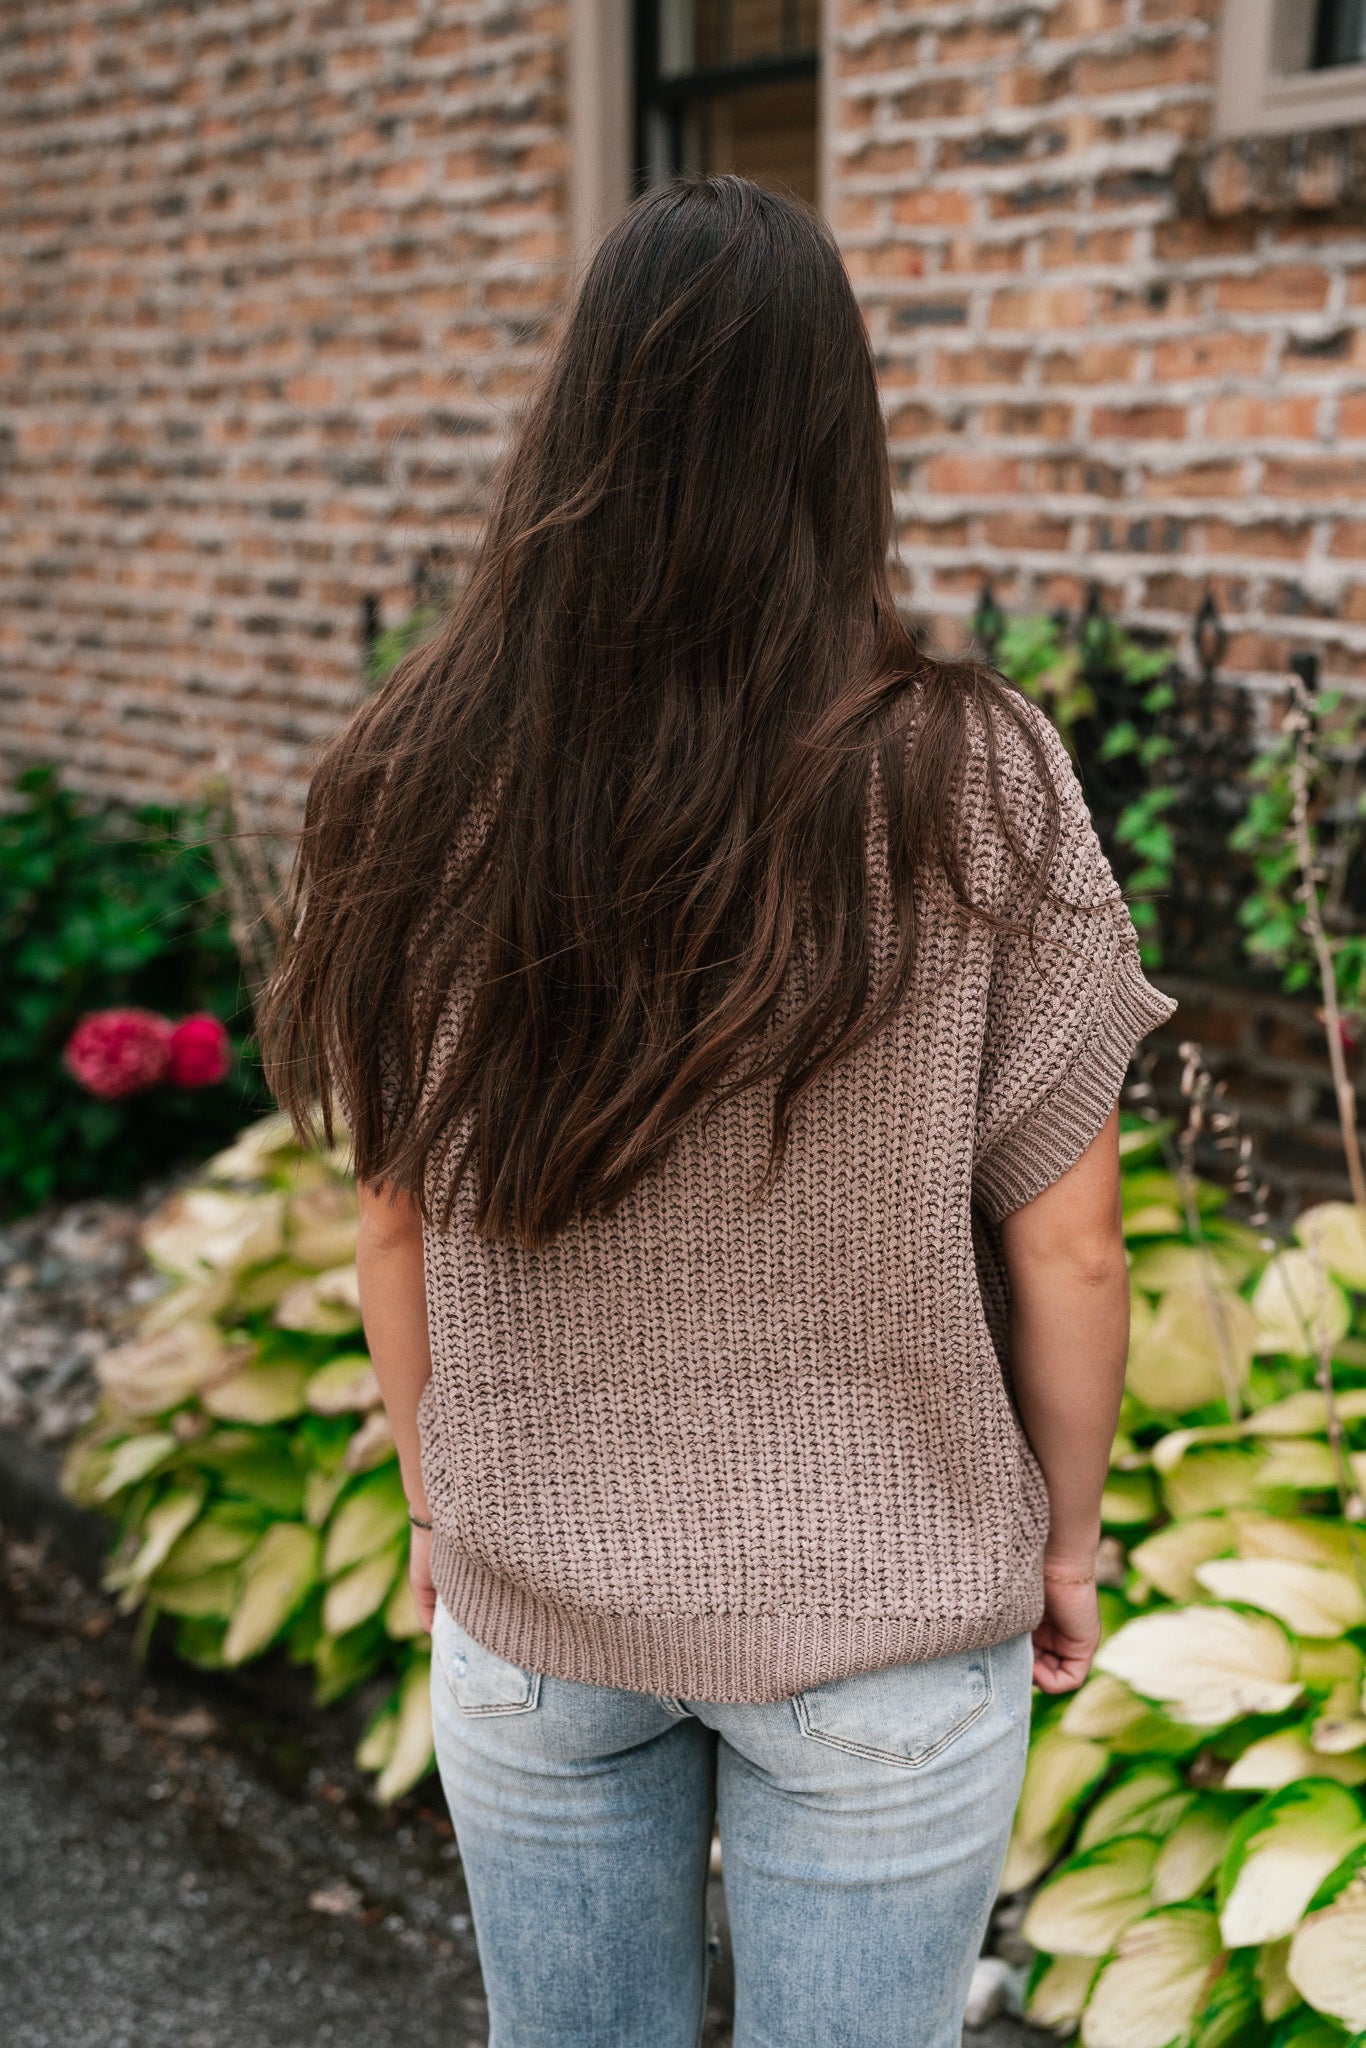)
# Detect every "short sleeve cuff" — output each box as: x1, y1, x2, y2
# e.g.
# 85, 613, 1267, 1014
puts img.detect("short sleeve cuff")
972, 948, 1177, 1224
